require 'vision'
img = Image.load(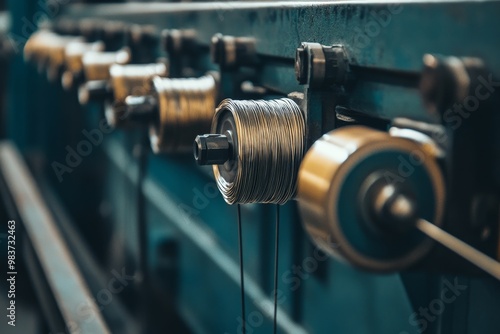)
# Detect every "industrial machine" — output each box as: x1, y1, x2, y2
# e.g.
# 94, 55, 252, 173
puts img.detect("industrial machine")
1, 1, 500, 333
